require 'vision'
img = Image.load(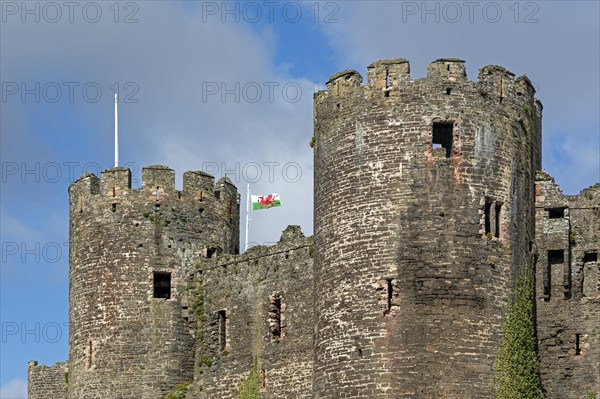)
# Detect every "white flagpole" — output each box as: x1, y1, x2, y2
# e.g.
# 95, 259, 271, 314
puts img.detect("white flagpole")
114, 92, 119, 168
244, 183, 251, 252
